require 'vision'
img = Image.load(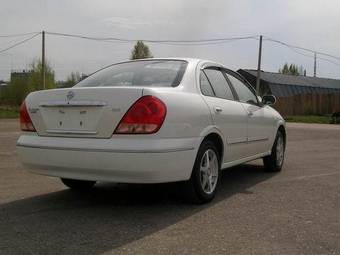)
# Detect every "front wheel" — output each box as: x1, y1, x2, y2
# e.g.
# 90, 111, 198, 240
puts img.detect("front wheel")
186, 140, 221, 204
263, 129, 285, 172
61, 178, 96, 190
